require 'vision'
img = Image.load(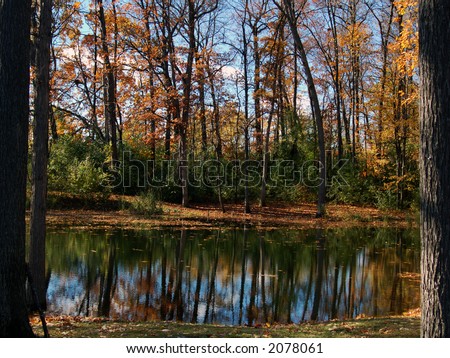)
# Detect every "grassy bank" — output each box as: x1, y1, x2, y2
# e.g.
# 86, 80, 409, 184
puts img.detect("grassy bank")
30, 313, 420, 338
